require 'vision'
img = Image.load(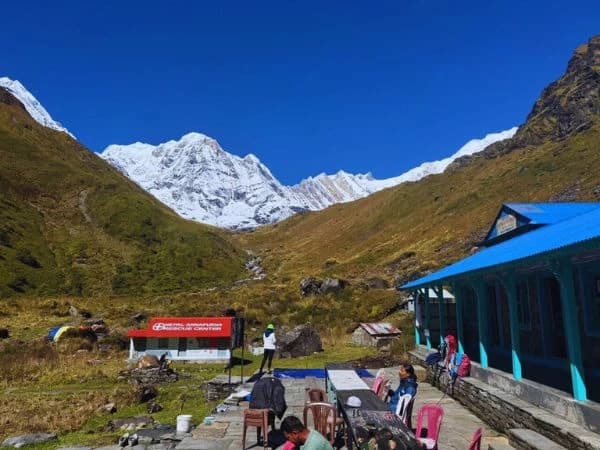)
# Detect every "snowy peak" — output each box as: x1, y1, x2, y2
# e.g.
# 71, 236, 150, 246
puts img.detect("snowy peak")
101, 133, 293, 229
101, 128, 517, 229
380, 127, 518, 185
0, 77, 75, 138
